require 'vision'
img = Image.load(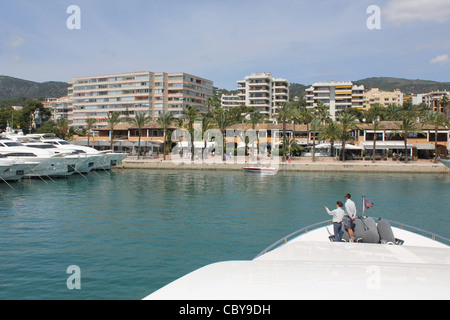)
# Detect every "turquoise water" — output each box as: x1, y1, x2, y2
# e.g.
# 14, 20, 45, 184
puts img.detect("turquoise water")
0, 169, 449, 300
